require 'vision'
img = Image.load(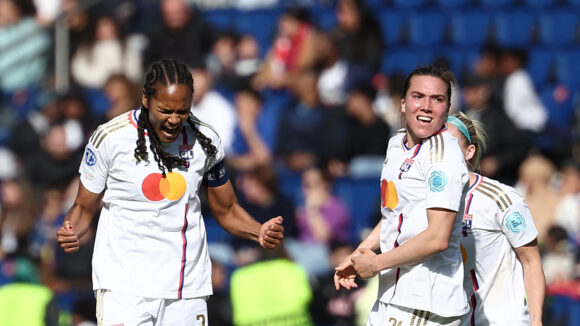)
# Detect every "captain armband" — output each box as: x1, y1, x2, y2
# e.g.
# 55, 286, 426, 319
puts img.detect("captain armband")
202, 160, 229, 188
